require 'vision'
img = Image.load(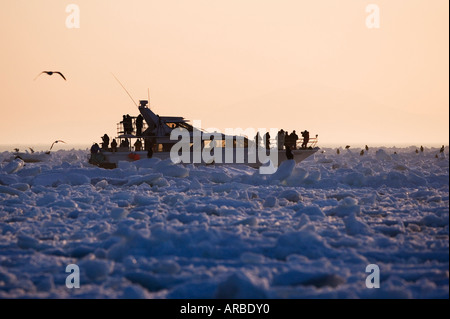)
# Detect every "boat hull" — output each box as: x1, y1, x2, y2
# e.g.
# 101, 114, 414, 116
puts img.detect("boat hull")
90, 147, 319, 169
